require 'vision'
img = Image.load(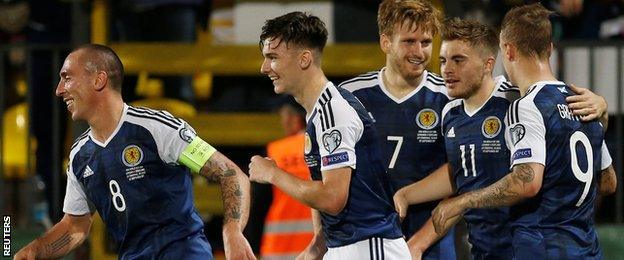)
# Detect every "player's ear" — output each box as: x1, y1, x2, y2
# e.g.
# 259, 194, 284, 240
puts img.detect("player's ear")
503, 43, 515, 62
300, 49, 312, 69
484, 56, 496, 73
380, 34, 391, 54
94, 71, 108, 91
